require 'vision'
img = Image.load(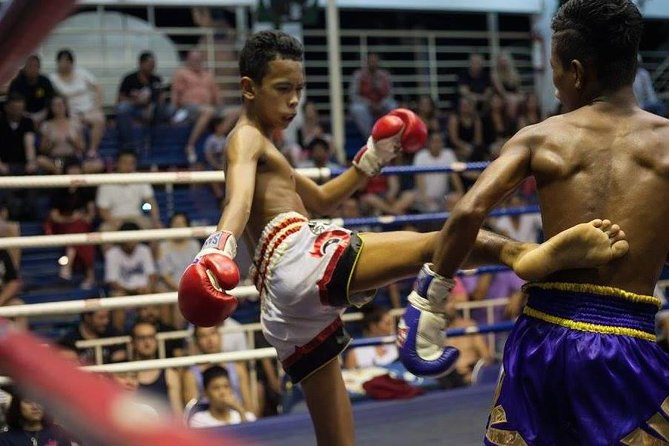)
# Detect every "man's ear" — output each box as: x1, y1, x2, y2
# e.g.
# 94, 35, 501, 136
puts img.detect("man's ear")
571, 59, 585, 90
241, 76, 255, 100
